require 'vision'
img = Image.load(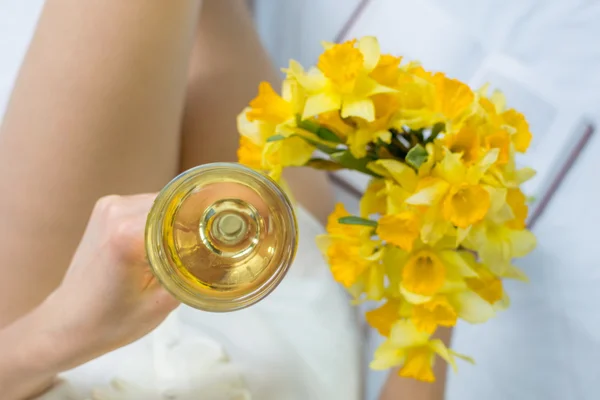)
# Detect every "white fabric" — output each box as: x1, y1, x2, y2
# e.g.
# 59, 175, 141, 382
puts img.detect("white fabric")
37, 206, 362, 400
